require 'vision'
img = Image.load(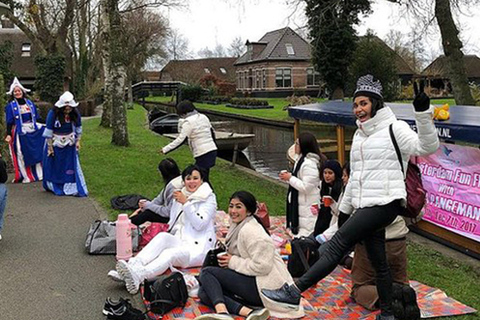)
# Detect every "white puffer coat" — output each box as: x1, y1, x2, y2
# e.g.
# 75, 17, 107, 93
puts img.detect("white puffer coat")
339, 106, 439, 214
288, 153, 321, 237
162, 111, 217, 158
